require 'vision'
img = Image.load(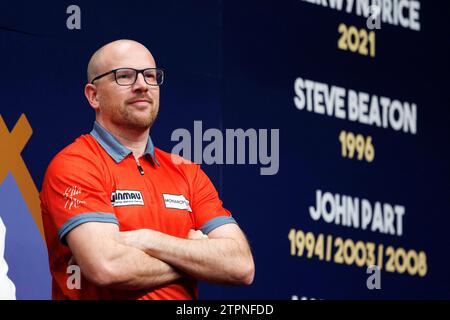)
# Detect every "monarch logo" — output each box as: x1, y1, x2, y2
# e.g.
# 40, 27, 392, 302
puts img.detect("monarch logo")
111, 190, 144, 206
163, 194, 192, 212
